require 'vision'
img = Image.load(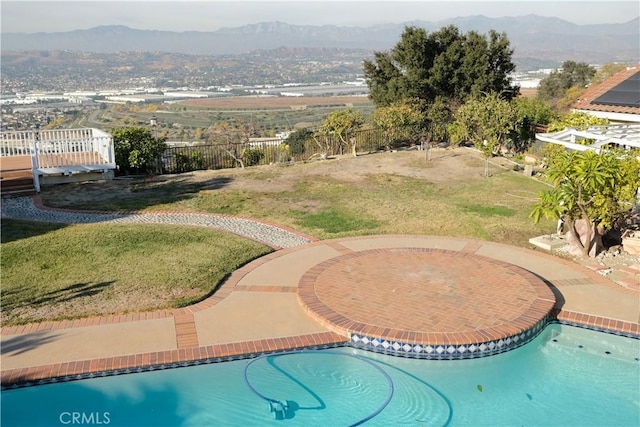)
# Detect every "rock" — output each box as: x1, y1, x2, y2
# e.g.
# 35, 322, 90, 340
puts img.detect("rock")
608, 245, 622, 255
565, 219, 604, 257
